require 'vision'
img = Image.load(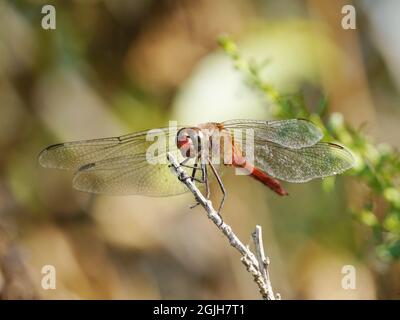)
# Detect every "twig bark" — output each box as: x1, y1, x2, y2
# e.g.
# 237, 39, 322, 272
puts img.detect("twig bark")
167, 152, 278, 300
252, 226, 277, 300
